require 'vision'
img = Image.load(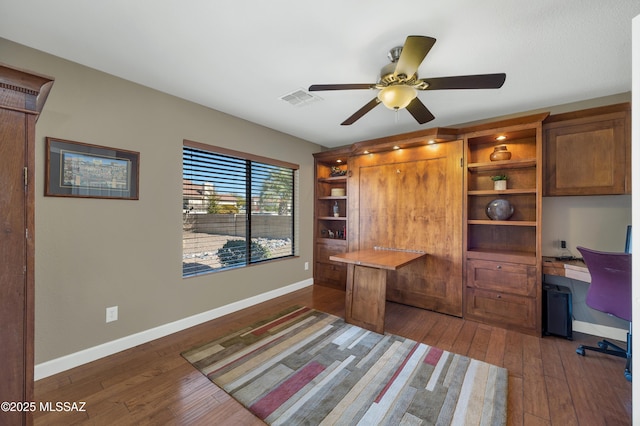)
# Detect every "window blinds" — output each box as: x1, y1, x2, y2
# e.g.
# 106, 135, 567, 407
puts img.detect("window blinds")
182, 143, 296, 277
